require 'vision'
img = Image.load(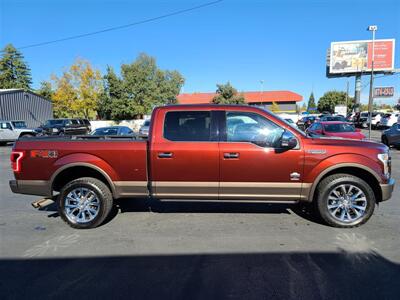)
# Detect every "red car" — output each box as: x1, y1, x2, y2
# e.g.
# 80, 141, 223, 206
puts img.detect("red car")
10, 105, 394, 229
306, 121, 366, 140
